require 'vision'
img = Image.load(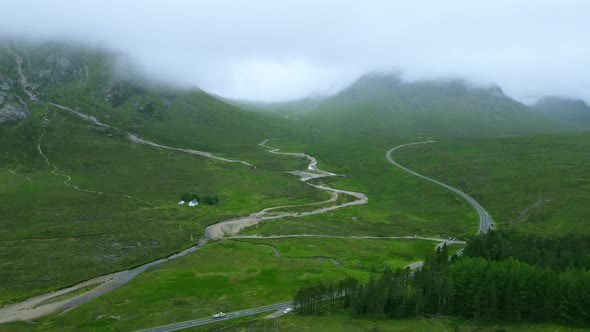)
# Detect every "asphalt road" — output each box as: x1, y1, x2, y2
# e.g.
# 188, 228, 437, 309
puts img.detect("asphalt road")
386, 141, 493, 234
136, 301, 293, 332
